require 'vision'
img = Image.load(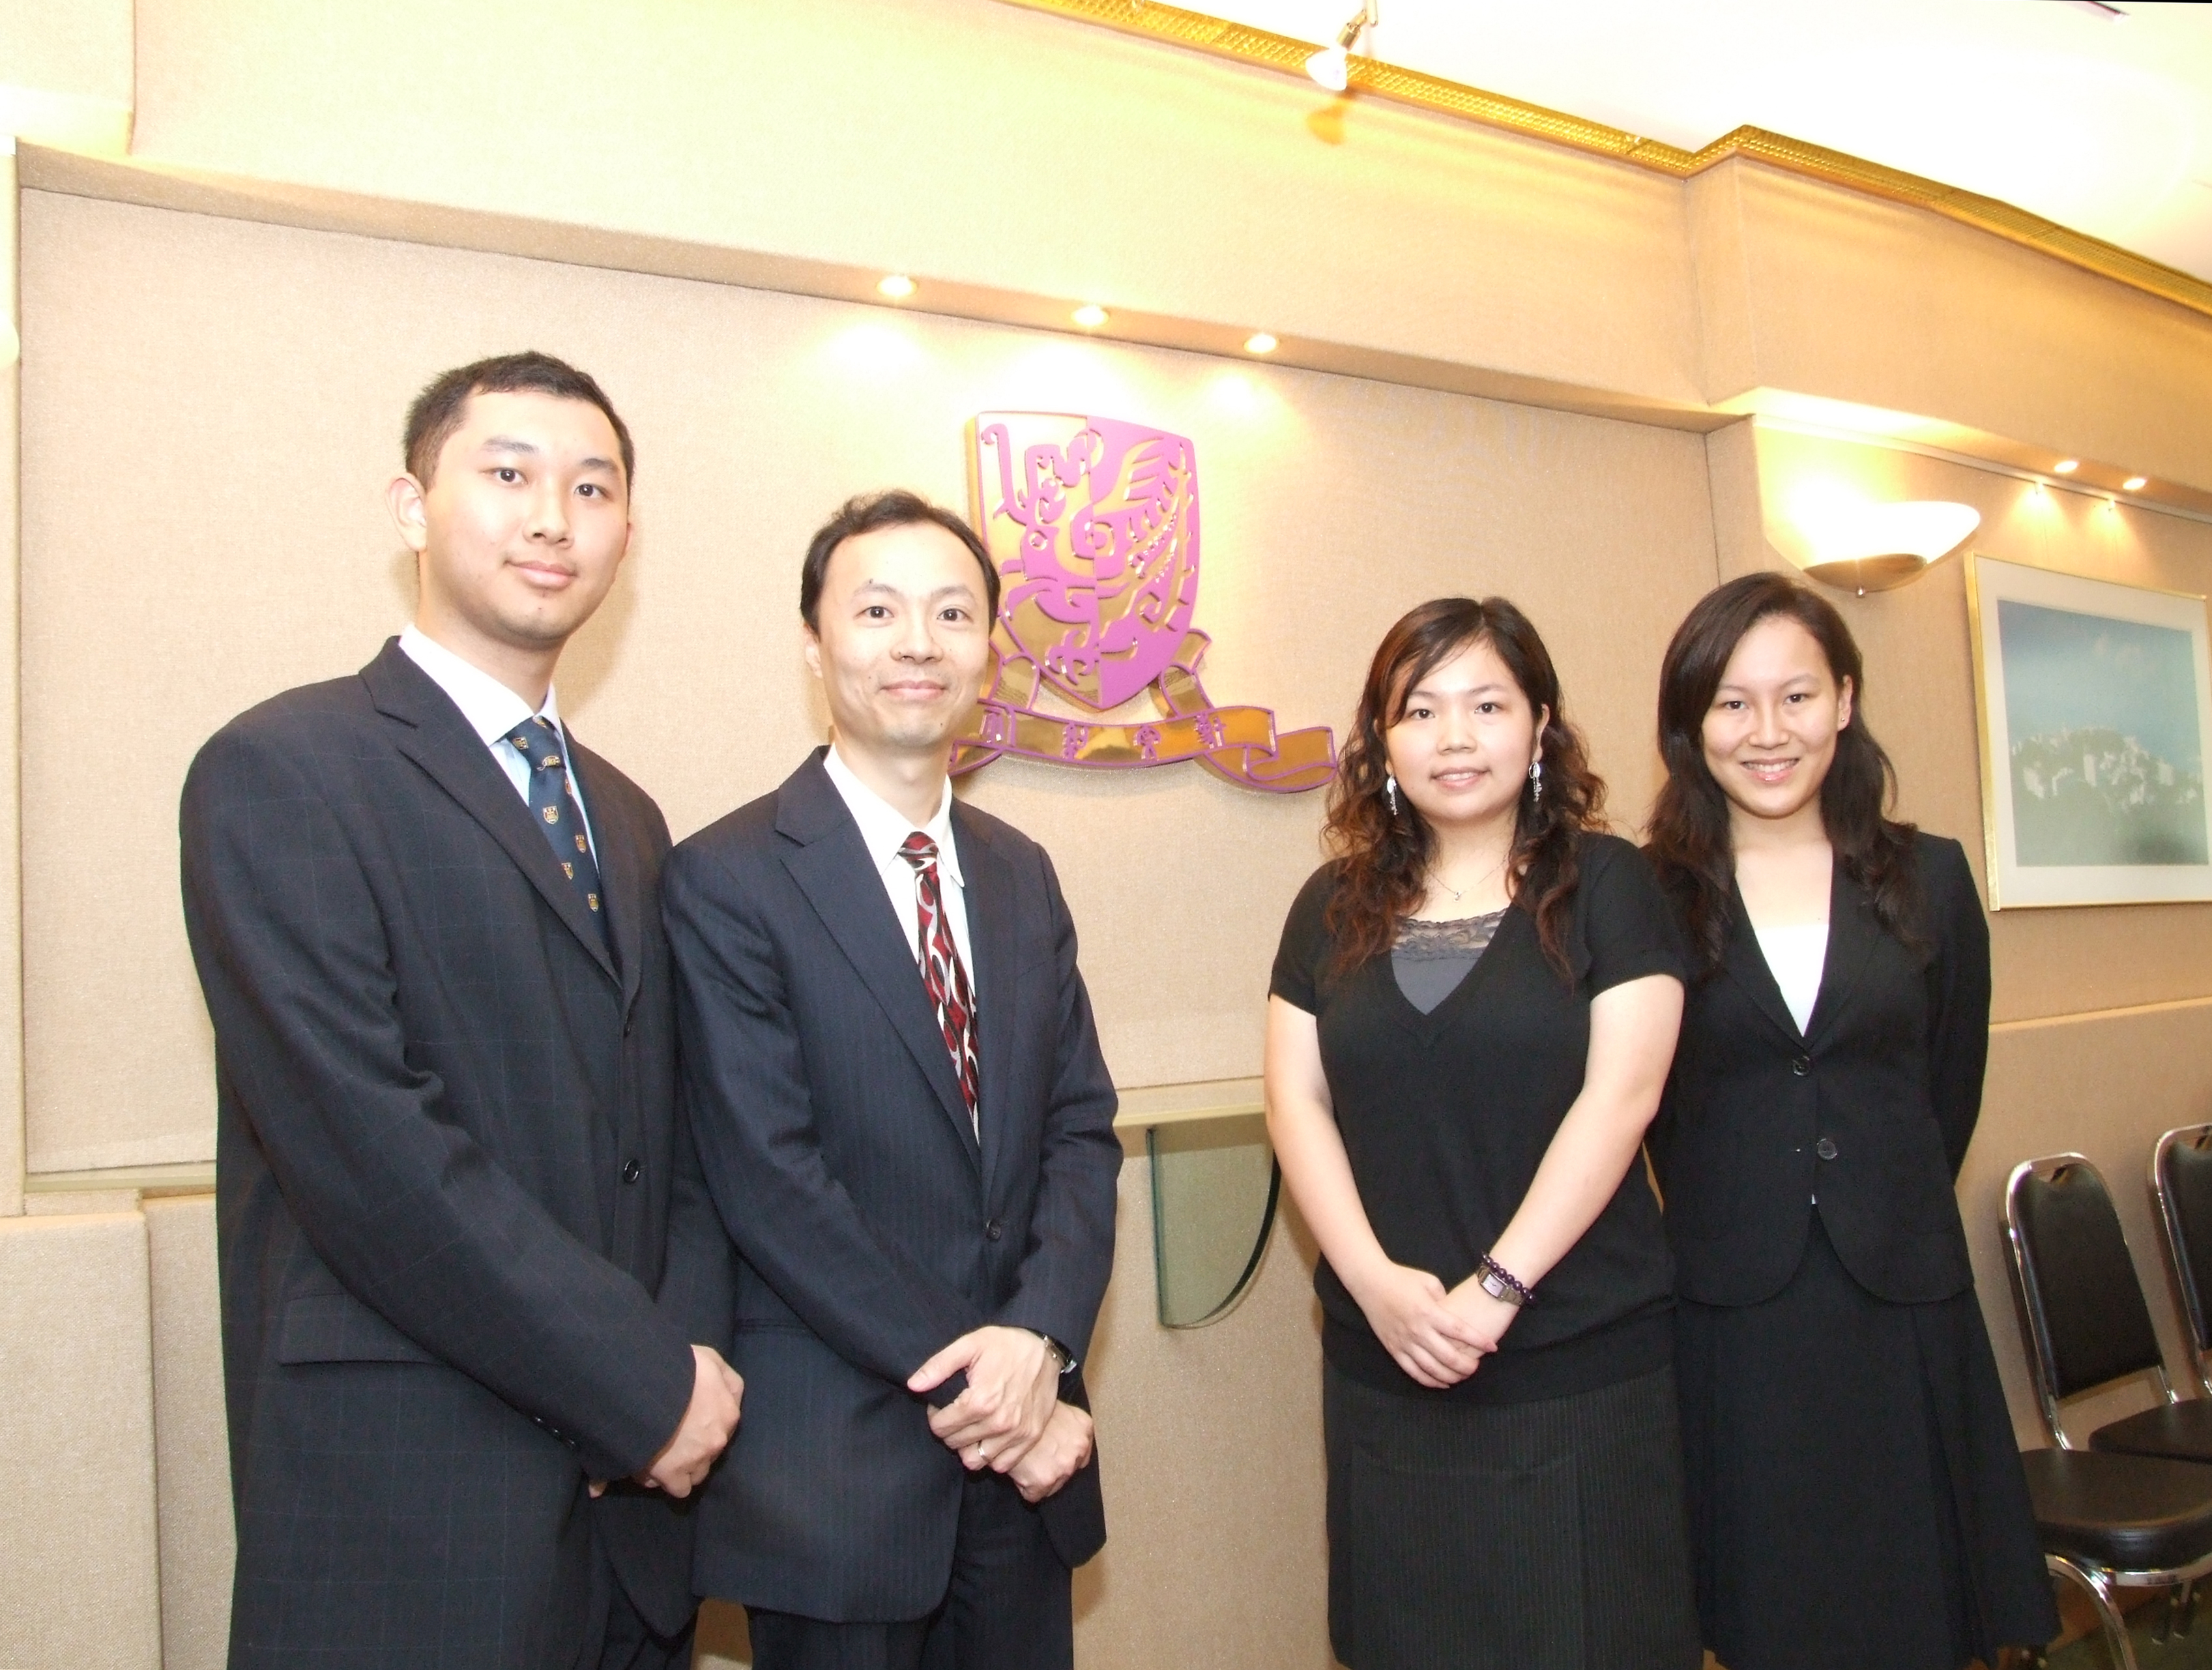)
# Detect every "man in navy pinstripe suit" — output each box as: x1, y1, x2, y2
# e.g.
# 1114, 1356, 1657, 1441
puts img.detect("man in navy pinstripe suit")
665, 490, 1122, 1670
182, 354, 741, 1669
